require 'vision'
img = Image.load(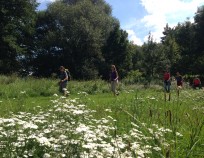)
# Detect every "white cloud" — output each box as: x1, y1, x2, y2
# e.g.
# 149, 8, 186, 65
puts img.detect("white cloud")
37, 0, 56, 3
140, 0, 204, 42
126, 30, 143, 46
